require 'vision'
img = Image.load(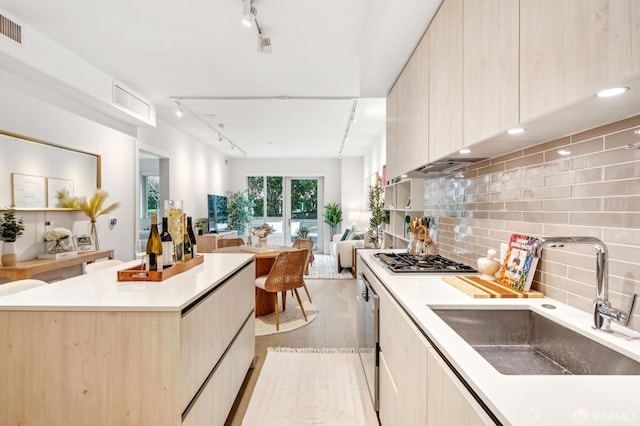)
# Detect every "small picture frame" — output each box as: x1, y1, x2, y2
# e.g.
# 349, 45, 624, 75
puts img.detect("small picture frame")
74, 234, 96, 253
405, 197, 412, 209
